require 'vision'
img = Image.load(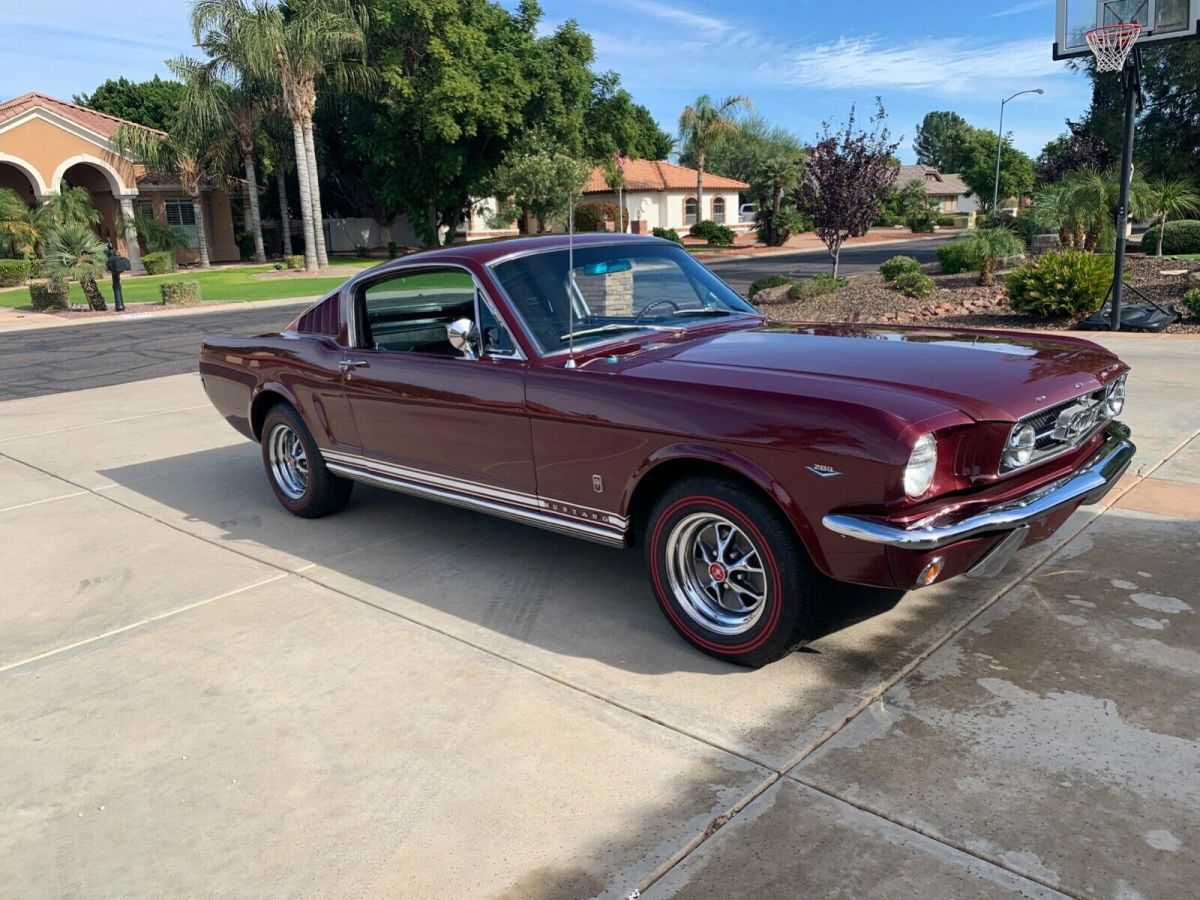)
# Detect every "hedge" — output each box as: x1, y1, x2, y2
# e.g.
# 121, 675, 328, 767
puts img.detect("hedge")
689, 219, 735, 246
880, 255, 921, 281
285, 255, 305, 269
1142, 220, 1200, 256
0, 258, 31, 287
160, 280, 201, 304
142, 251, 177, 275
1006, 249, 1110, 318
652, 226, 682, 244
575, 202, 619, 232
893, 271, 935, 299
29, 281, 70, 310
938, 239, 983, 275
748, 274, 795, 298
